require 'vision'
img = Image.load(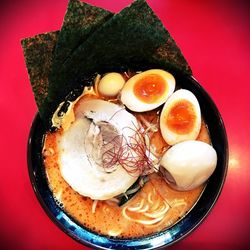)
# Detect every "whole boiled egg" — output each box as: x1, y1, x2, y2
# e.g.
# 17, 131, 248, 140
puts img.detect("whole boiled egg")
98, 72, 126, 97
160, 89, 201, 145
160, 140, 217, 191
120, 69, 175, 112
